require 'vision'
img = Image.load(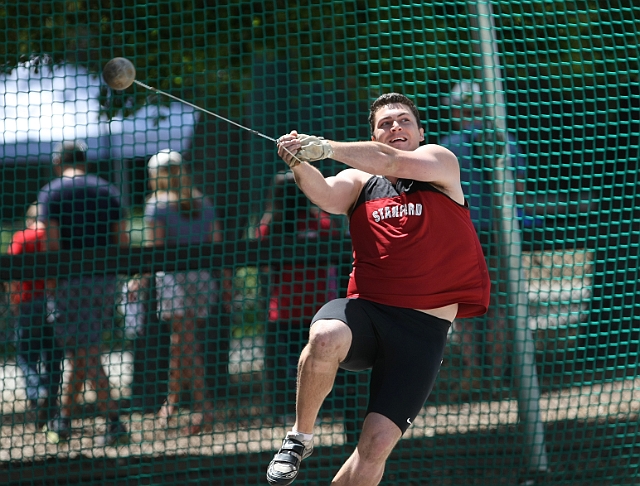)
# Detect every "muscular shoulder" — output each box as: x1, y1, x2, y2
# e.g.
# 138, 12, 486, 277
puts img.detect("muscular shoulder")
416, 143, 458, 161
329, 169, 379, 200
413, 144, 464, 204
336, 168, 373, 184
306, 168, 371, 216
